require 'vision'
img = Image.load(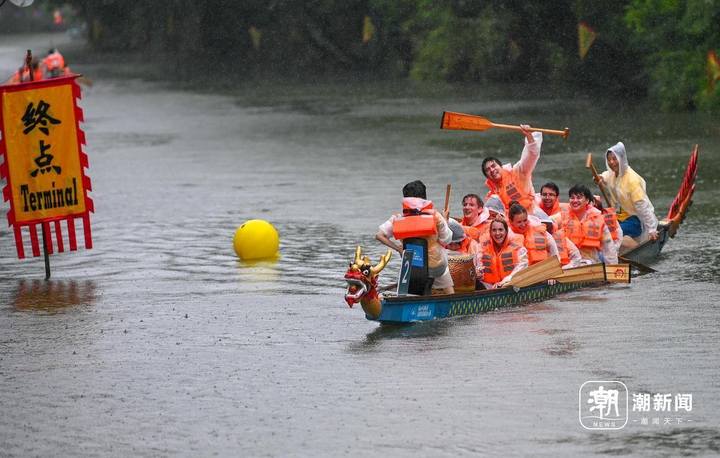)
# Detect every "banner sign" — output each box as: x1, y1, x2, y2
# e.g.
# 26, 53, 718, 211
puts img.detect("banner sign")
0, 75, 93, 259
